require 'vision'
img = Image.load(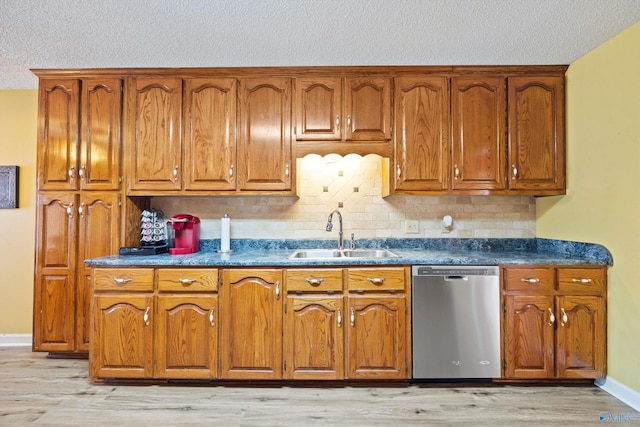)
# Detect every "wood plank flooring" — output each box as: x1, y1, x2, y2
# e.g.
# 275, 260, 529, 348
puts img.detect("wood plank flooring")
0, 347, 635, 426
